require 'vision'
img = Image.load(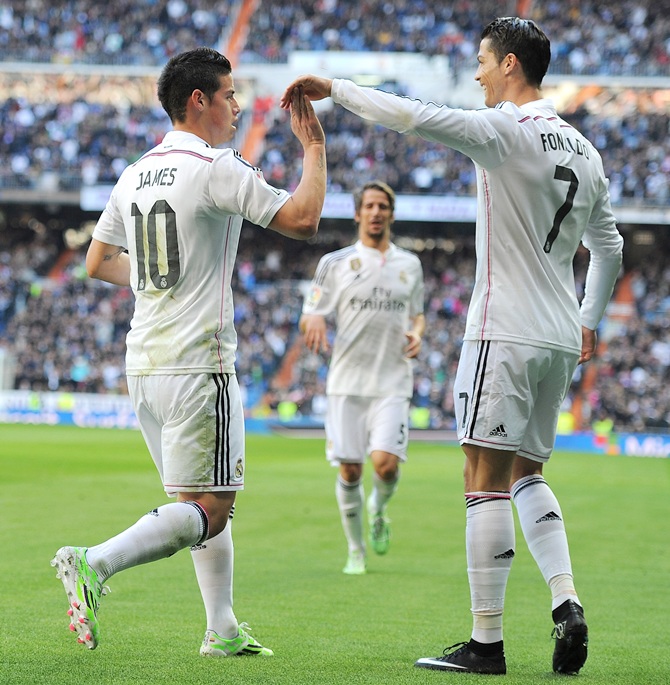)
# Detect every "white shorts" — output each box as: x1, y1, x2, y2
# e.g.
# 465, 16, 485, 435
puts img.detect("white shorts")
453, 340, 579, 462
127, 373, 245, 495
325, 395, 410, 465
